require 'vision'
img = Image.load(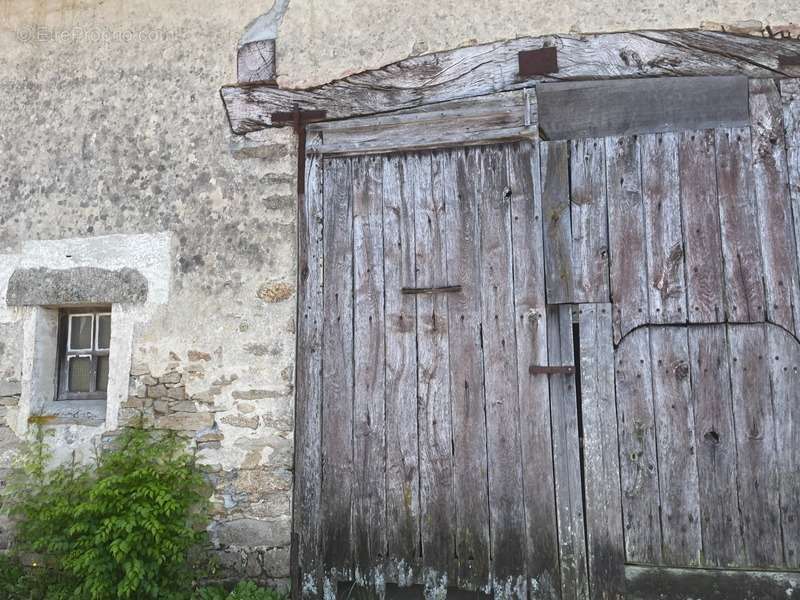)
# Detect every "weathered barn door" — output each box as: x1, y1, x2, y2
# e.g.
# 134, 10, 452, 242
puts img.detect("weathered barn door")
293, 93, 590, 599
